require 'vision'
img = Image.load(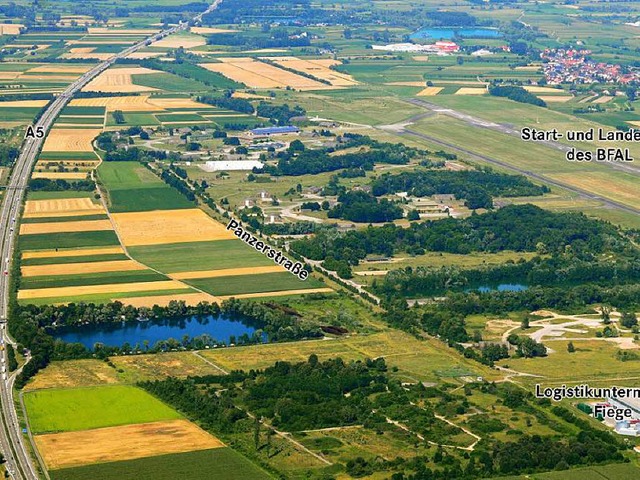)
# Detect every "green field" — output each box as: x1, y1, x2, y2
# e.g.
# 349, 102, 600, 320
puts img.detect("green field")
22, 214, 108, 224
98, 162, 194, 212
19, 231, 120, 251
26, 191, 94, 200
21, 253, 129, 266
106, 112, 160, 127
49, 448, 272, 480
0, 106, 42, 123
60, 106, 106, 116
24, 385, 181, 433
20, 270, 167, 289
131, 73, 209, 92
38, 152, 98, 161
155, 113, 207, 123
188, 272, 325, 296
128, 240, 275, 273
